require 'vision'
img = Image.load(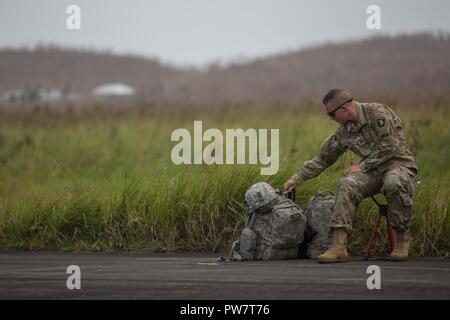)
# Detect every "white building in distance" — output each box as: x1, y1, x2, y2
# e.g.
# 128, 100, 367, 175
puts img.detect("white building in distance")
92, 83, 136, 97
